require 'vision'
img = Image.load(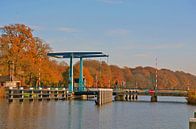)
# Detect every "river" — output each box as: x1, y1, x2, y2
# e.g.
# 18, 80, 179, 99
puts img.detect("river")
0, 96, 195, 129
